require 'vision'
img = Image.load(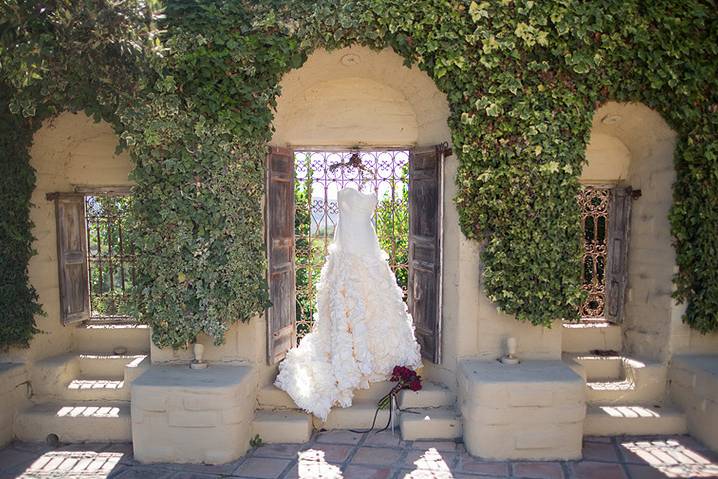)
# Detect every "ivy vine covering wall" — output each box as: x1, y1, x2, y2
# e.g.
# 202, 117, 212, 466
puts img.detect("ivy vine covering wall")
1, 0, 716, 349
